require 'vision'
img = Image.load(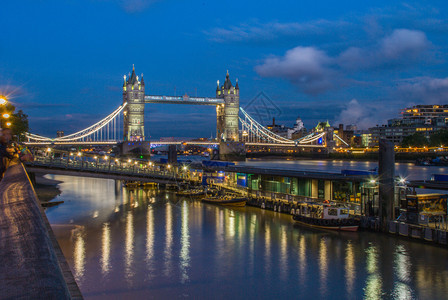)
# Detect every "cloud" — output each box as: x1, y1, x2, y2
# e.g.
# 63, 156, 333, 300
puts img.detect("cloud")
255, 29, 430, 94
339, 29, 430, 70
334, 99, 389, 129
108, 0, 160, 13
254, 46, 337, 94
206, 19, 348, 43
397, 77, 448, 104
